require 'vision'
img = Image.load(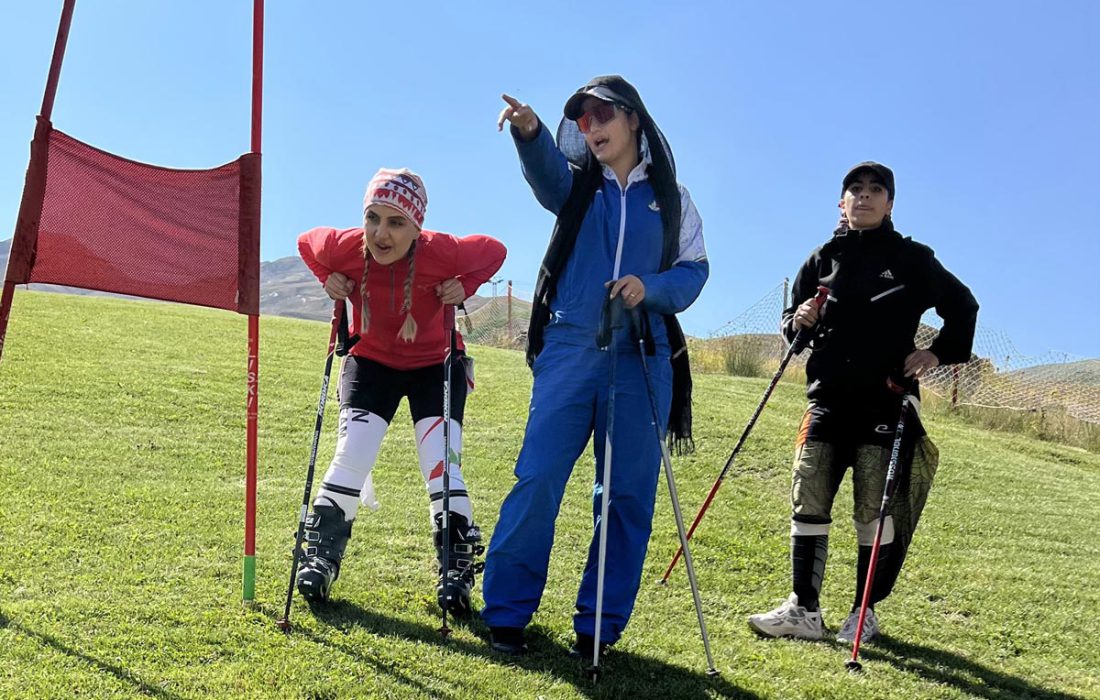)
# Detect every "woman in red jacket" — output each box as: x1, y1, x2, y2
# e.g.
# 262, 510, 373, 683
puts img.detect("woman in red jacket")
296, 167, 506, 615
